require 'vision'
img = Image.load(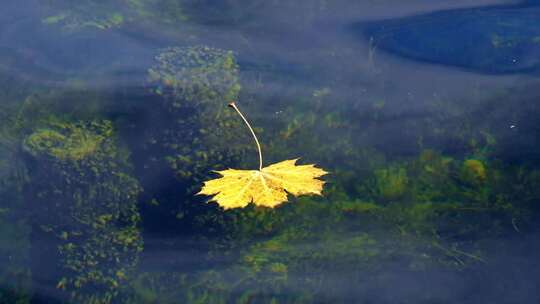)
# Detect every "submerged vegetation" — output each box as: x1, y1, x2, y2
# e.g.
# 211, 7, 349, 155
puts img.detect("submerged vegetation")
41, 0, 188, 31
1, 1, 540, 303
144, 45, 247, 185
0, 40, 537, 302
0, 42, 538, 302
24, 119, 142, 303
